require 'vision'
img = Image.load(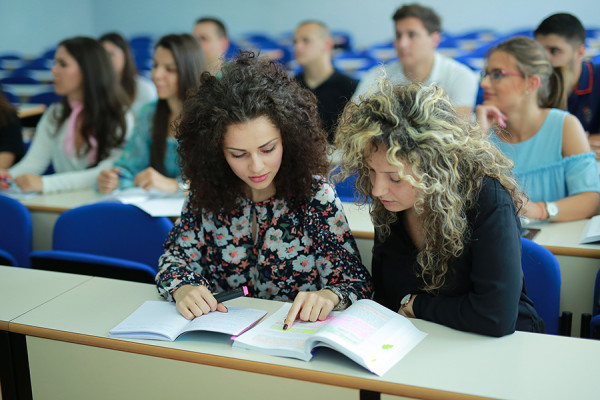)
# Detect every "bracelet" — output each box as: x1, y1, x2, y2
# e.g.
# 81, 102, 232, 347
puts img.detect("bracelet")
327, 287, 349, 311
538, 202, 548, 220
